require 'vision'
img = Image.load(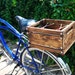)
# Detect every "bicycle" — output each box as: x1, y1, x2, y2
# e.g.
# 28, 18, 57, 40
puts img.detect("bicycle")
0, 16, 71, 75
